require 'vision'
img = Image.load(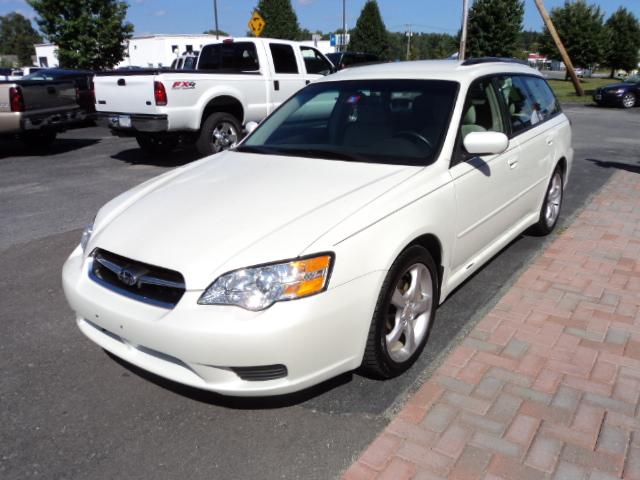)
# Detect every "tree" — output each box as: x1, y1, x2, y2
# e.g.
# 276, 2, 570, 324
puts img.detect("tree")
27, 0, 133, 70
204, 29, 230, 37
540, 0, 607, 69
254, 0, 300, 40
466, 0, 525, 58
604, 7, 640, 77
0, 13, 43, 66
349, 0, 390, 60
